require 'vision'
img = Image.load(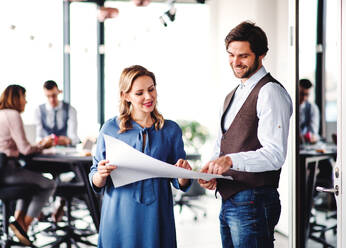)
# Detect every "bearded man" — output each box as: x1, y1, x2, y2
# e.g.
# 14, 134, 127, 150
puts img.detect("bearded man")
199, 21, 293, 248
